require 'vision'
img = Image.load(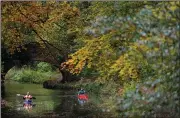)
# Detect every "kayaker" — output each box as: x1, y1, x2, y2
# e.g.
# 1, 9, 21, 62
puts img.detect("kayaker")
23, 92, 32, 102
78, 88, 86, 95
